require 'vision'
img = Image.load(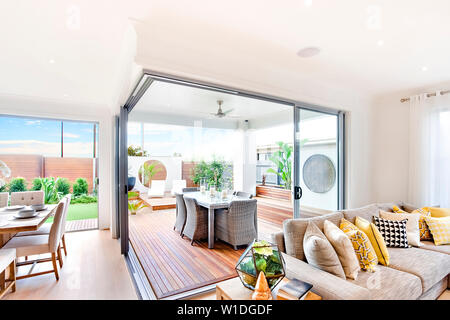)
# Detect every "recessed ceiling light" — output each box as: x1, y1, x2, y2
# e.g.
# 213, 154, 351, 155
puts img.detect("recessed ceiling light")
297, 47, 321, 58
49, 59, 55, 64
377, 40, 384, 46
304, 0, 313, 7
63, 94, 69, 97
421, 66, 428, 72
